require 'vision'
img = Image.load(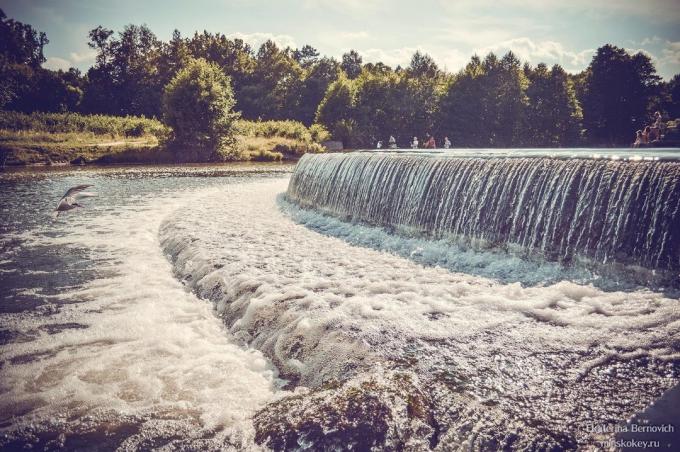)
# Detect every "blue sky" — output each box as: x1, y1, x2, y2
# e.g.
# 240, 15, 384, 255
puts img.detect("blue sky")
3, 0, 680, 79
